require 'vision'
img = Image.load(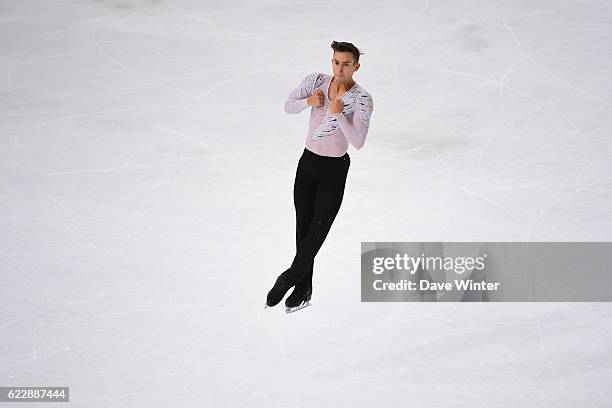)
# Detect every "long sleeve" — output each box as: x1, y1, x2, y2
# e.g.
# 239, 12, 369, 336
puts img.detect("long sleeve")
284, 72, 325, 114
284, 88, 309, 114
334, 92, 374, 150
